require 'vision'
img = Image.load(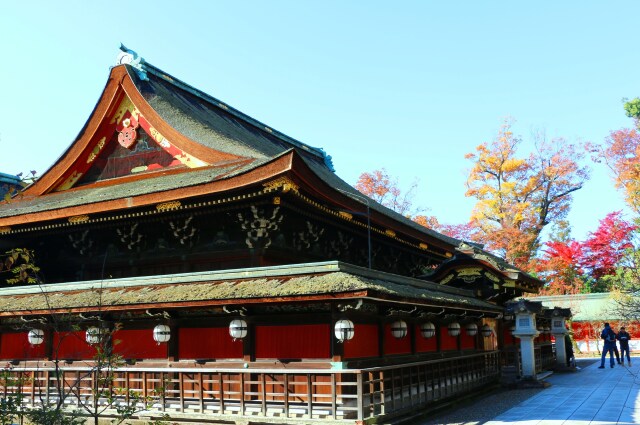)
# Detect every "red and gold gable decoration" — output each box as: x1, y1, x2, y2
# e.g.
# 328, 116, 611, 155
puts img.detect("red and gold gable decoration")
55, 97, 209, 191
